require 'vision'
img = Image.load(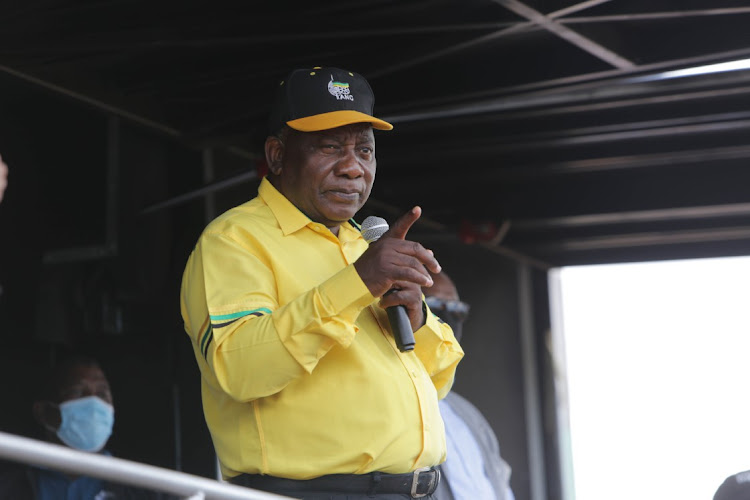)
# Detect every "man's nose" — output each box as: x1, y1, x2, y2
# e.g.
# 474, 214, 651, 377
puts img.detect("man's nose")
336, 148, 365, 177
80, 383, 100, 398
